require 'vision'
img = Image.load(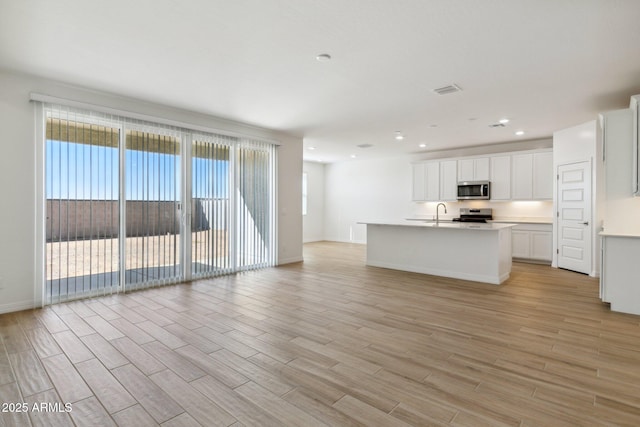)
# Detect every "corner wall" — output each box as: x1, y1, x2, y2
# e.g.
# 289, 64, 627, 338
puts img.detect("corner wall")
303, 161, 325, 243
0, 69, 302, 314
